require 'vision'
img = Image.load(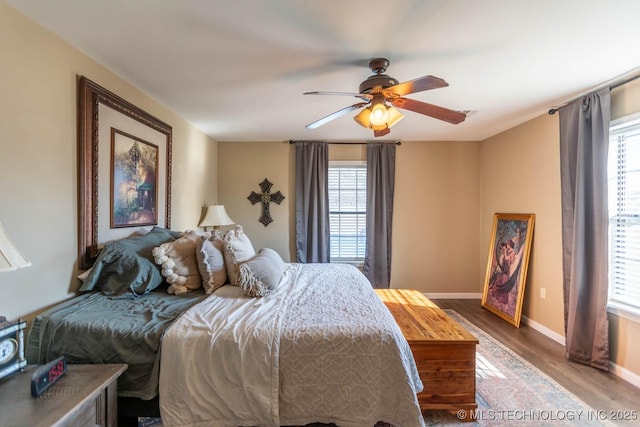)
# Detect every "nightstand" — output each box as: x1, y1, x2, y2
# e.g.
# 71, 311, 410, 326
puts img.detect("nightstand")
0, 363, 127, 427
